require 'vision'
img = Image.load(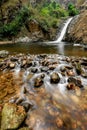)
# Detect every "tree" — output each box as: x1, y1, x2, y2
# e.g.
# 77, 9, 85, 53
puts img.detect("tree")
0, 0, 4, 25
68, 3, 79, 16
